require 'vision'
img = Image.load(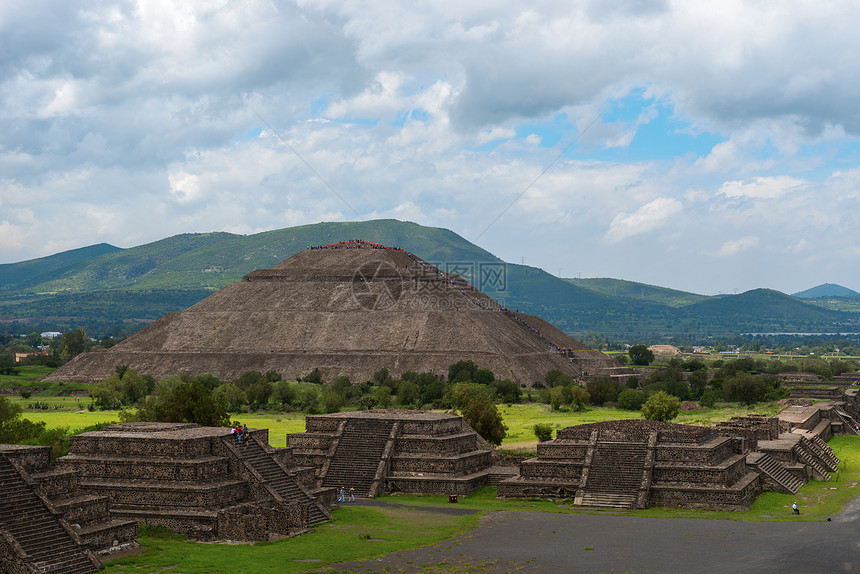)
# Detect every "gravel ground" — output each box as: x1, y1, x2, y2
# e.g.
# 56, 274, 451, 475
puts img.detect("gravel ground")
308, 501, 860, 574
